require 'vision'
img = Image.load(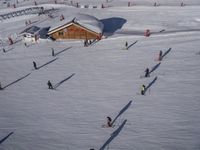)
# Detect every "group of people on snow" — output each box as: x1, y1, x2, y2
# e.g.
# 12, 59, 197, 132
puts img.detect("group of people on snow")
32, 61, 54, 89
140, 50, 163, 95
84, 40, 93, 47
